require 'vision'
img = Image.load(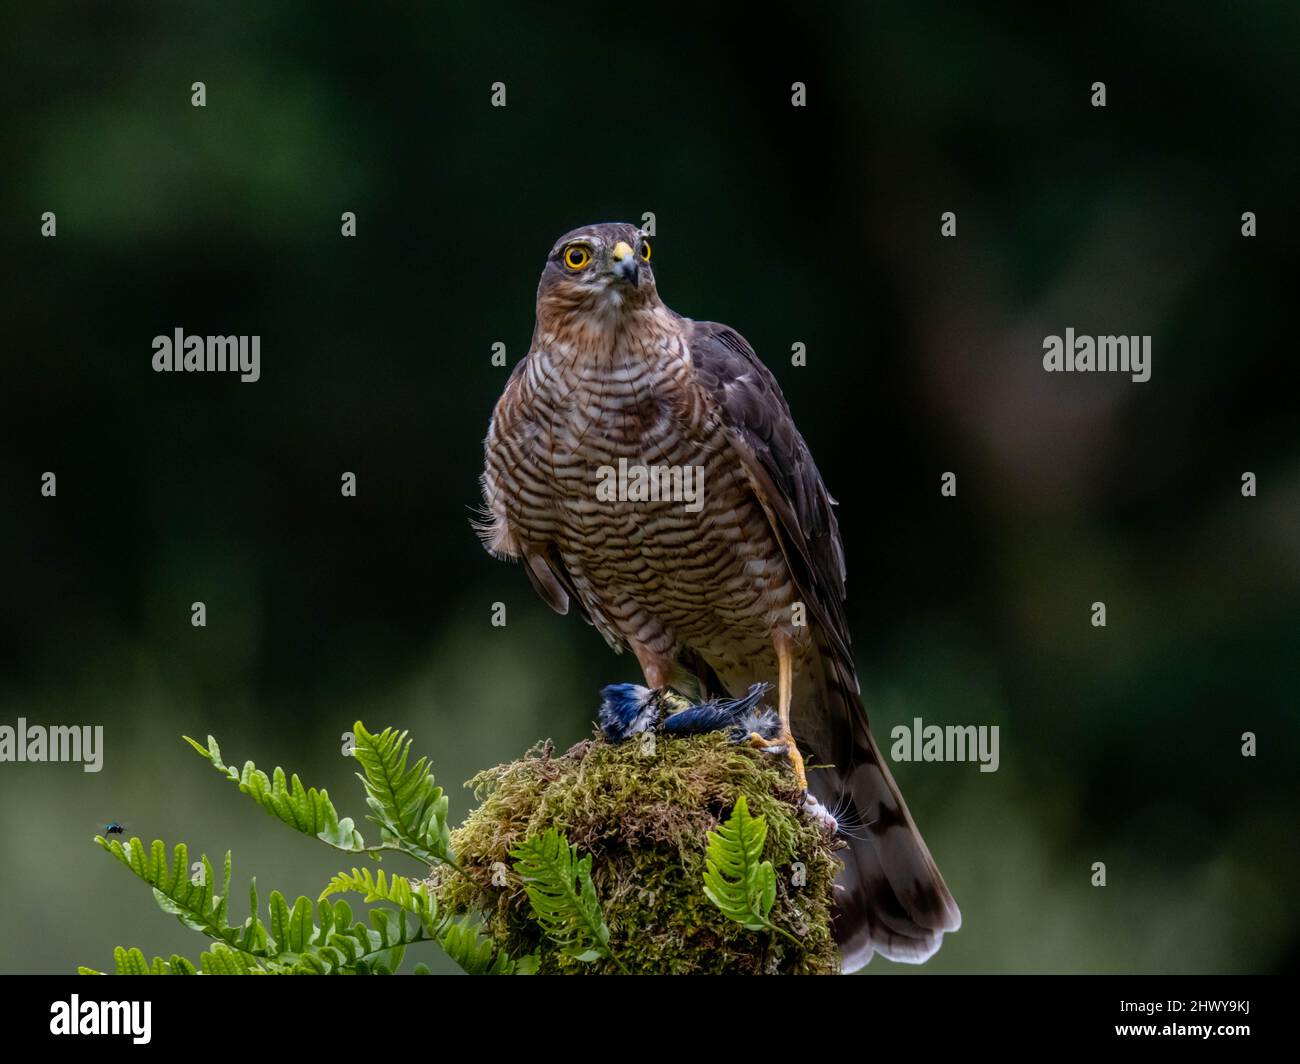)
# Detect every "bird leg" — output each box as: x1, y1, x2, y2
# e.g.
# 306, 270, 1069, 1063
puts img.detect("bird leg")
634, 651, 671, 694
774, 632, 808, 791
746, 731, 788, 755
629, 650, 692, 716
